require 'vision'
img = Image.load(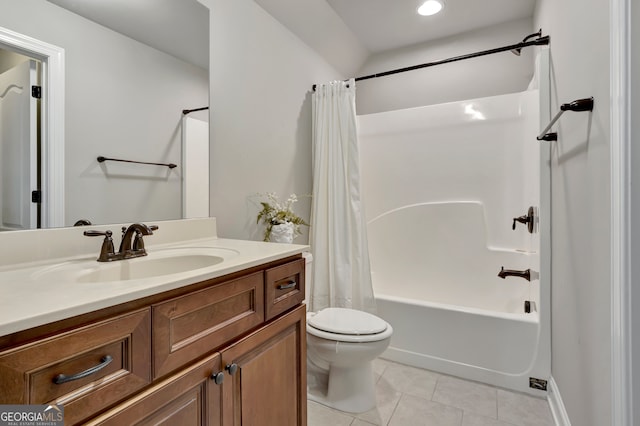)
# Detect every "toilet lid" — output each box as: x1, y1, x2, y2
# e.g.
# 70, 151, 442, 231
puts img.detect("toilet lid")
308, 308, 387, 335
